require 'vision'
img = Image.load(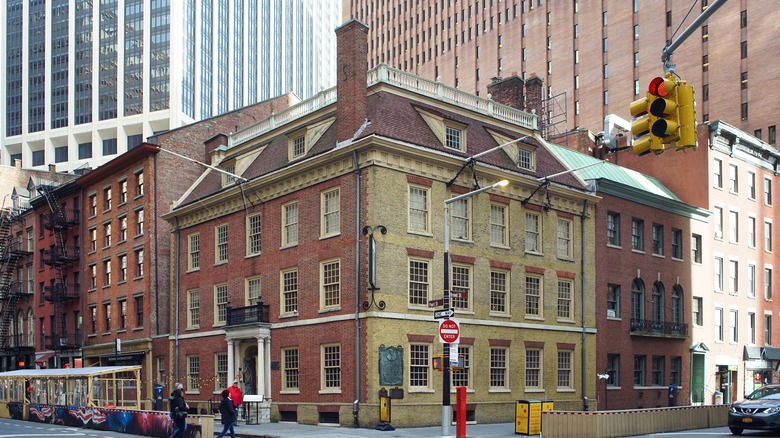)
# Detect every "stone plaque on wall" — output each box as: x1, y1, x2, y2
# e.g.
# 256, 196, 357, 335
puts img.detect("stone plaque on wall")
378, 344, 403, 386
